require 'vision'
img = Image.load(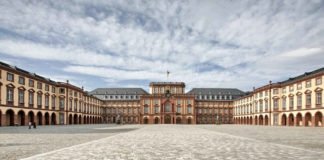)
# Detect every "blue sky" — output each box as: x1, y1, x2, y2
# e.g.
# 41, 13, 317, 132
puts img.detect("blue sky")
0, 0, 323, 92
